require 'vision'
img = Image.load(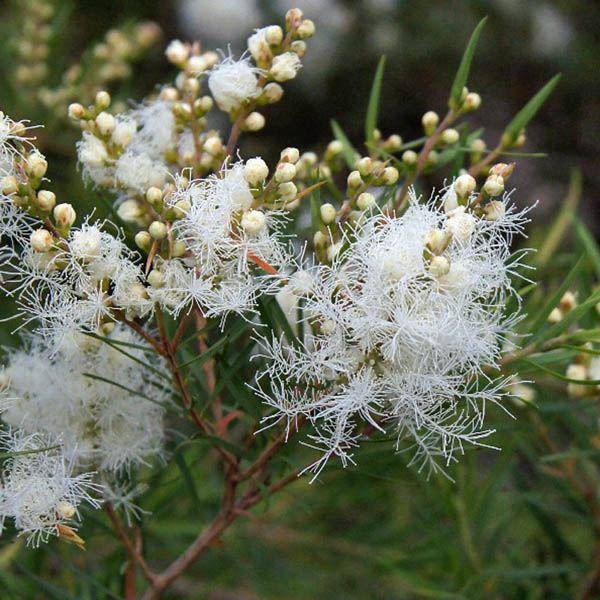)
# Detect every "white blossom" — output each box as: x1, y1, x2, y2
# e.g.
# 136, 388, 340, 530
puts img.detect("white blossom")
208, 55, 262, 112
